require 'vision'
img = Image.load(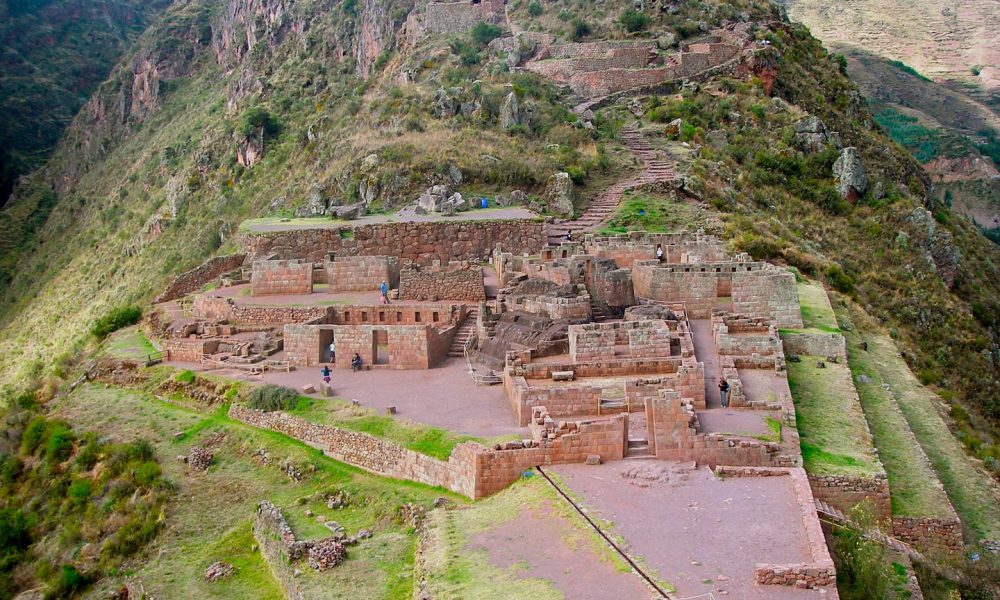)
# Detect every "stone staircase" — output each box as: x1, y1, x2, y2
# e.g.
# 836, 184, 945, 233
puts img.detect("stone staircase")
590, 300, 608, 323
547, 127, 678, 245
814, 499, 921, 560
626, 438, 653, 459
448, 306, 479, 358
